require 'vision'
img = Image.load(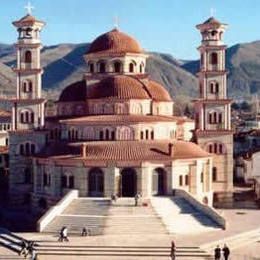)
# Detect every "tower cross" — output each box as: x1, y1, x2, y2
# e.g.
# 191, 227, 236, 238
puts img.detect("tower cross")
25, 1, 34, 15
210, 8, 216, 17
113, 16, 119, 29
